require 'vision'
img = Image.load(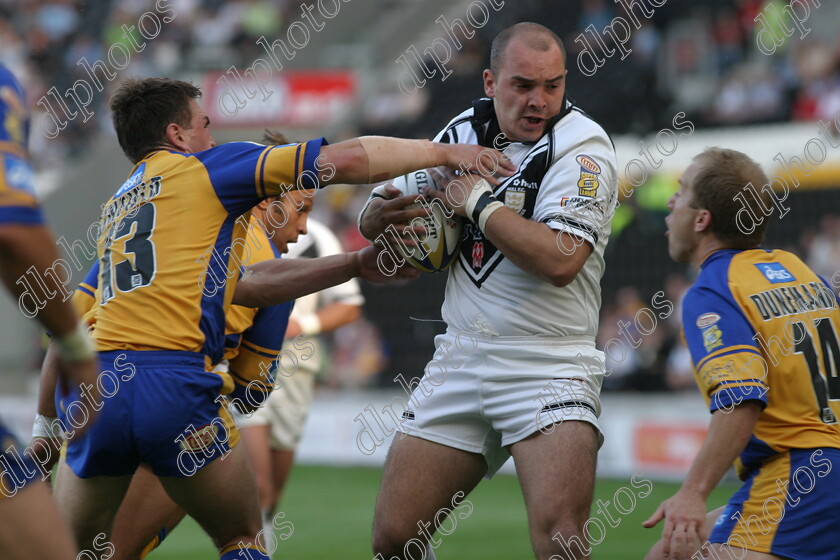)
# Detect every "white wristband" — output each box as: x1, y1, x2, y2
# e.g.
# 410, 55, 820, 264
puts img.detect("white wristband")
32, 414, 64, 440
54, 323, 95, 363
296, 313, 322, 336
477, 201, 505, 233
462, 178, 495, 218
